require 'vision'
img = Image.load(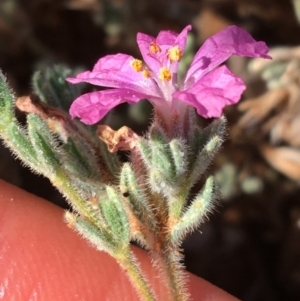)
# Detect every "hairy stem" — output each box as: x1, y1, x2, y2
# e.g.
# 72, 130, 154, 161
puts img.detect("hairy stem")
152, 244, 189, 301
117, 248, 157, 301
